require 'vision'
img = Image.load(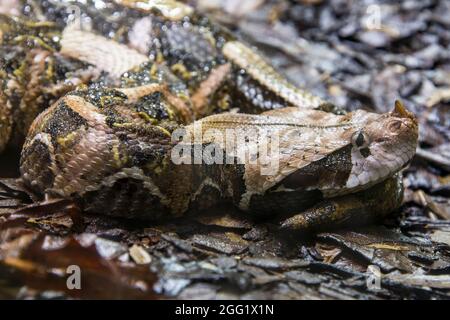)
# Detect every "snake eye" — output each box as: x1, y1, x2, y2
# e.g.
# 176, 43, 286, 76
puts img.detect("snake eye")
351, 130, 370, 148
